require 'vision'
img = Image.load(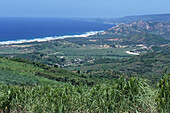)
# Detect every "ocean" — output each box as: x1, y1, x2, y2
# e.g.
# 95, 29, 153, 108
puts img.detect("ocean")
0, 18, 113, 44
